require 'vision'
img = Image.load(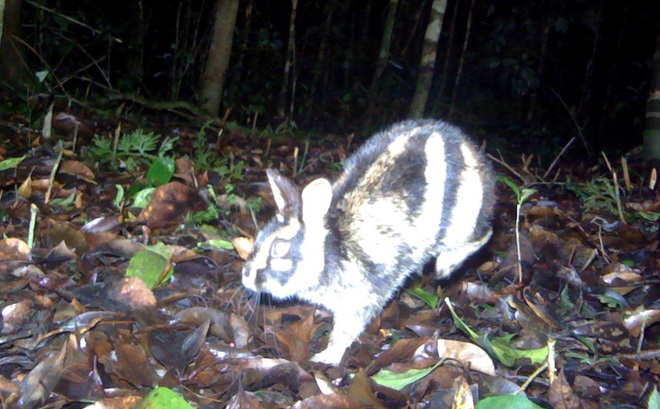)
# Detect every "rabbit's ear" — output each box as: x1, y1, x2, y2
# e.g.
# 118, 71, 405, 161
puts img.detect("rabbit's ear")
301, 177, 332, 225
267, 169, 302, 219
